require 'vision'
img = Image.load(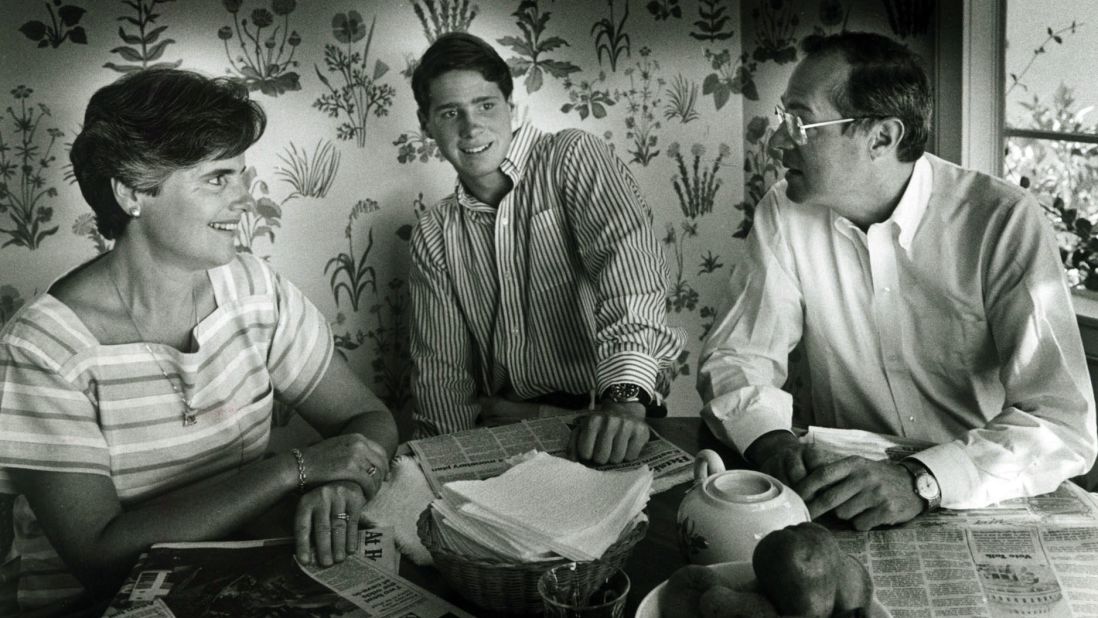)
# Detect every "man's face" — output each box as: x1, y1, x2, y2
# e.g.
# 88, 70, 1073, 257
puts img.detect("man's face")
420, 70, 513, 193
769, 52, 867, 208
